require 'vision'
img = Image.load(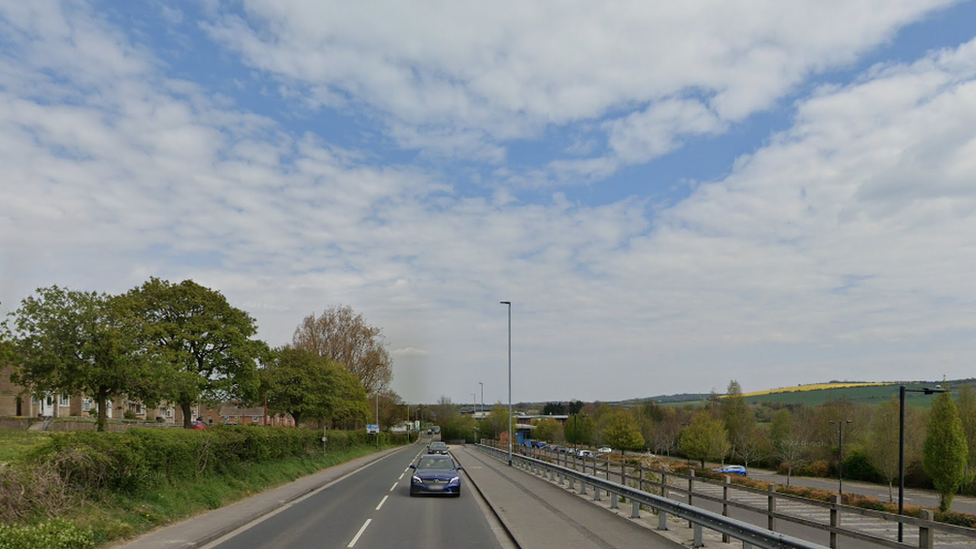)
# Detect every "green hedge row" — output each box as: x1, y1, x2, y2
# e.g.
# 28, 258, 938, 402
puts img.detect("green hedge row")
28, 426, 407, 495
